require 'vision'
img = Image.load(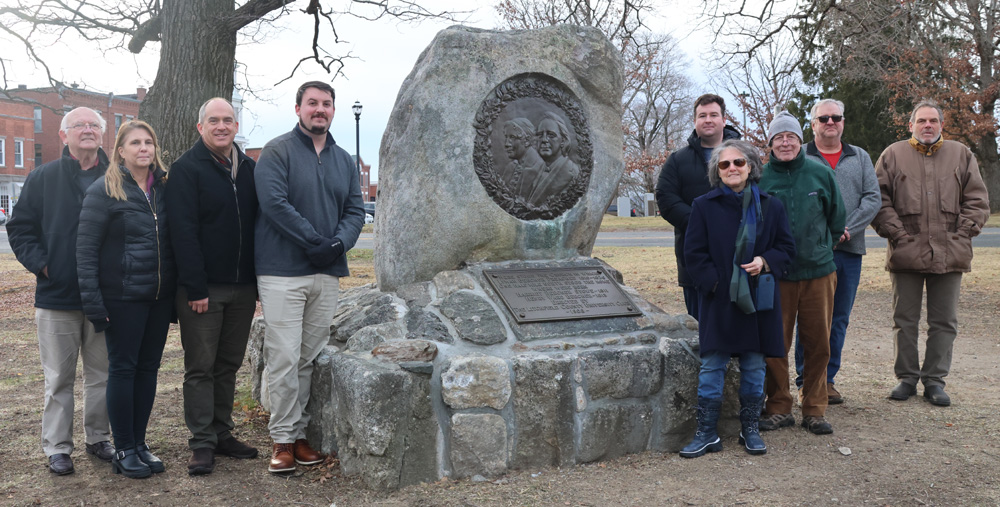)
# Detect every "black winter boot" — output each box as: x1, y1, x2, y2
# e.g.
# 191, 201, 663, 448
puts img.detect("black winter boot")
738, 394, 767, 455
111, 447, 152, 479
679, 397, 723, 458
